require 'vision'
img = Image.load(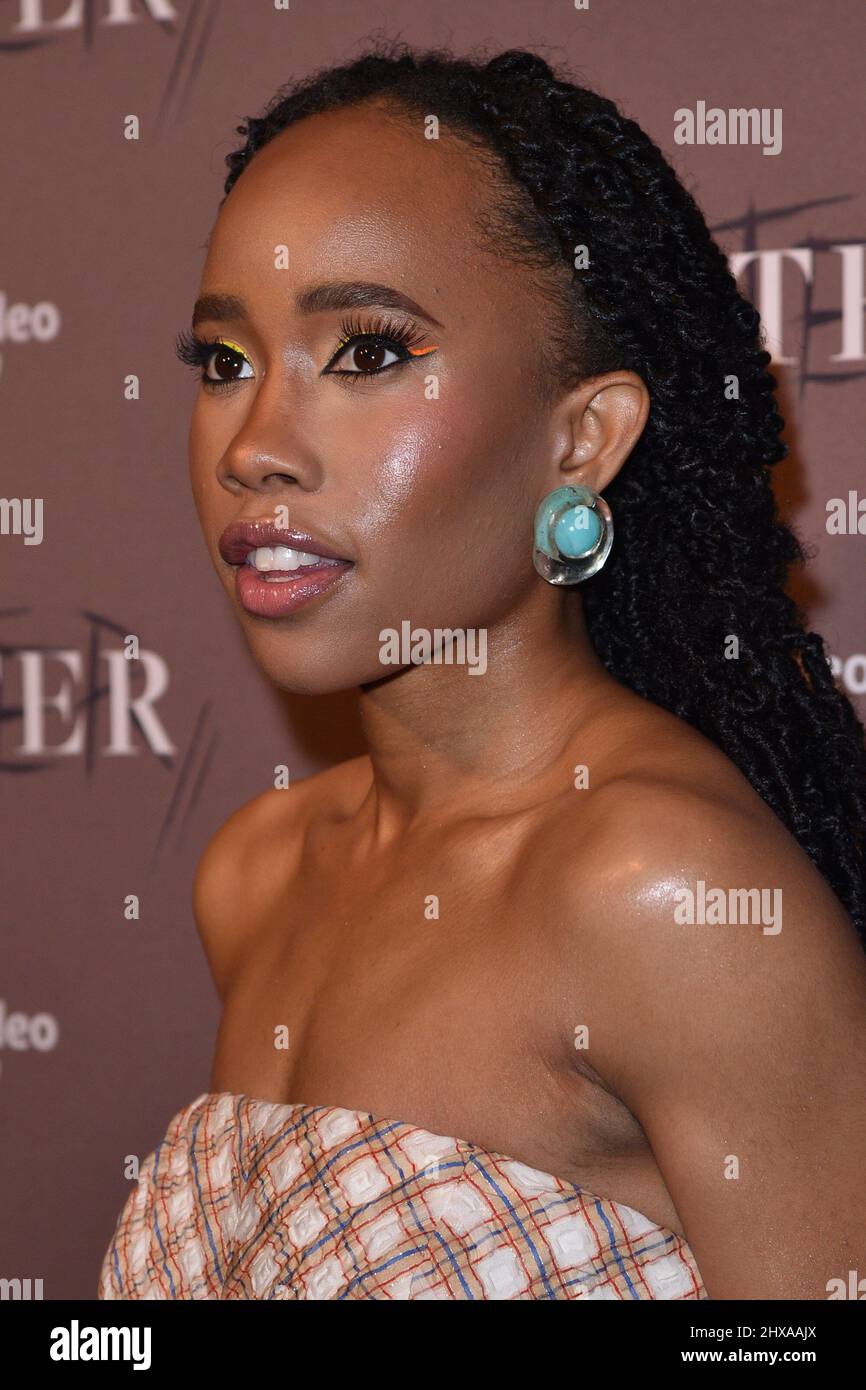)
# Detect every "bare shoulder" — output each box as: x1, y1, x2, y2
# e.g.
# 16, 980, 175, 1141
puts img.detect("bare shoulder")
192, 754, 371, 998
541, 693, 866, 1296
544, 690, 864, 998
